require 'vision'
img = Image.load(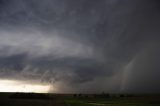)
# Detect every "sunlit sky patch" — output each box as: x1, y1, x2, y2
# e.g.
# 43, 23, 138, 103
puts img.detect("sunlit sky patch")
0, 79, 50, 93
